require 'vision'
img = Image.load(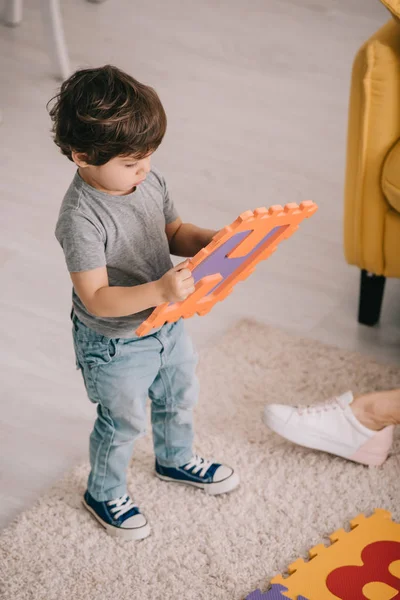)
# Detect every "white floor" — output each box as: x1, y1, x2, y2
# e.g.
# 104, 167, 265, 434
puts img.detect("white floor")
0, 0, 398, 530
